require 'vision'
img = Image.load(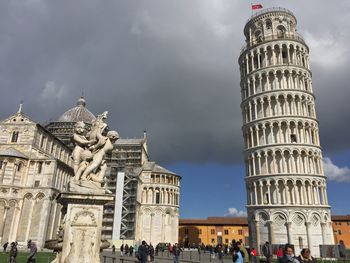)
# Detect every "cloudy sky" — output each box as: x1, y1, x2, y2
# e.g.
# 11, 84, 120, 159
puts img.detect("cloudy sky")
0, 0, 350, 218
